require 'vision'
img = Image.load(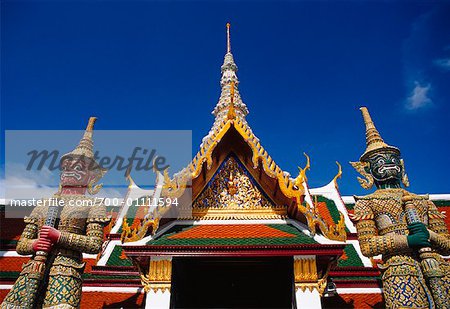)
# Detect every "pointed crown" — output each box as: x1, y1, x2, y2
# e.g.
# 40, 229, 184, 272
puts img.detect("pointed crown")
62, 117, 98, 161
359, 107, 400, 161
